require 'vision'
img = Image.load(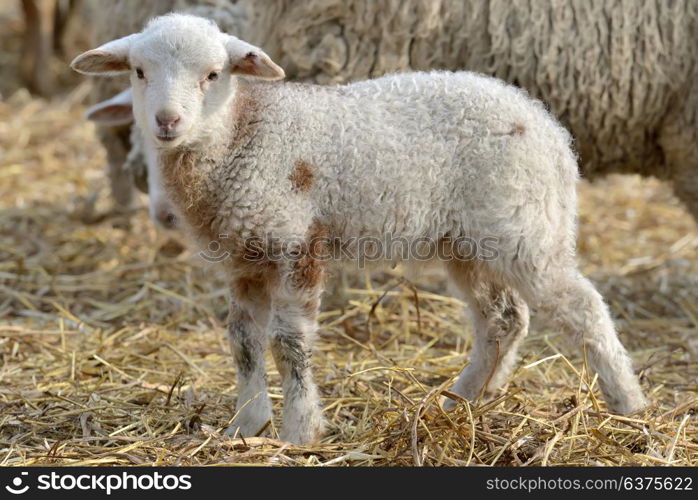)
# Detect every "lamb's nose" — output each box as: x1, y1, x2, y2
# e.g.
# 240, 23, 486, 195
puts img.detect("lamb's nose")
156, 112, 180, 131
